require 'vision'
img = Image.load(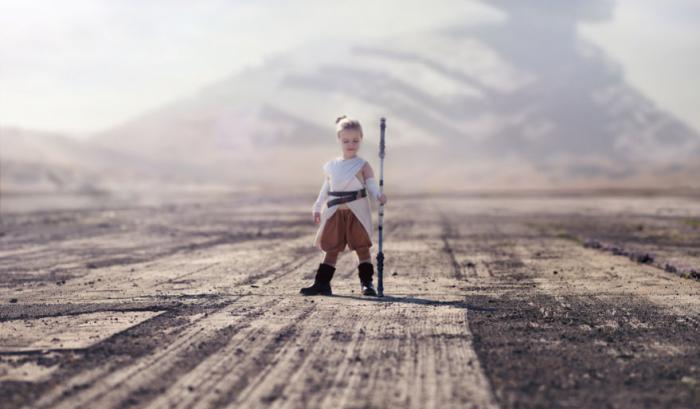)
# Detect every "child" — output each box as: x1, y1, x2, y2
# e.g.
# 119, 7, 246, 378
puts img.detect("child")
300, 115, 388, 296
